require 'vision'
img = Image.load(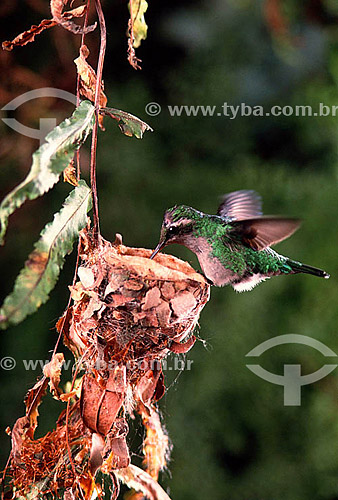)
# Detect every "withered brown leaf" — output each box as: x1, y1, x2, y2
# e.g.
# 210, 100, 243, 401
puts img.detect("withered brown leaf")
74, 45, 107, 129
116, 464, 172, 500
24, 376, 49, 438
2, 5, 89, 51
63, 160, 78, 187
50, 0, 96, 35
80, 368, 126, 435
2, 19, 56, 51
127, 0, 148, 69
43, 352, 65, 399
